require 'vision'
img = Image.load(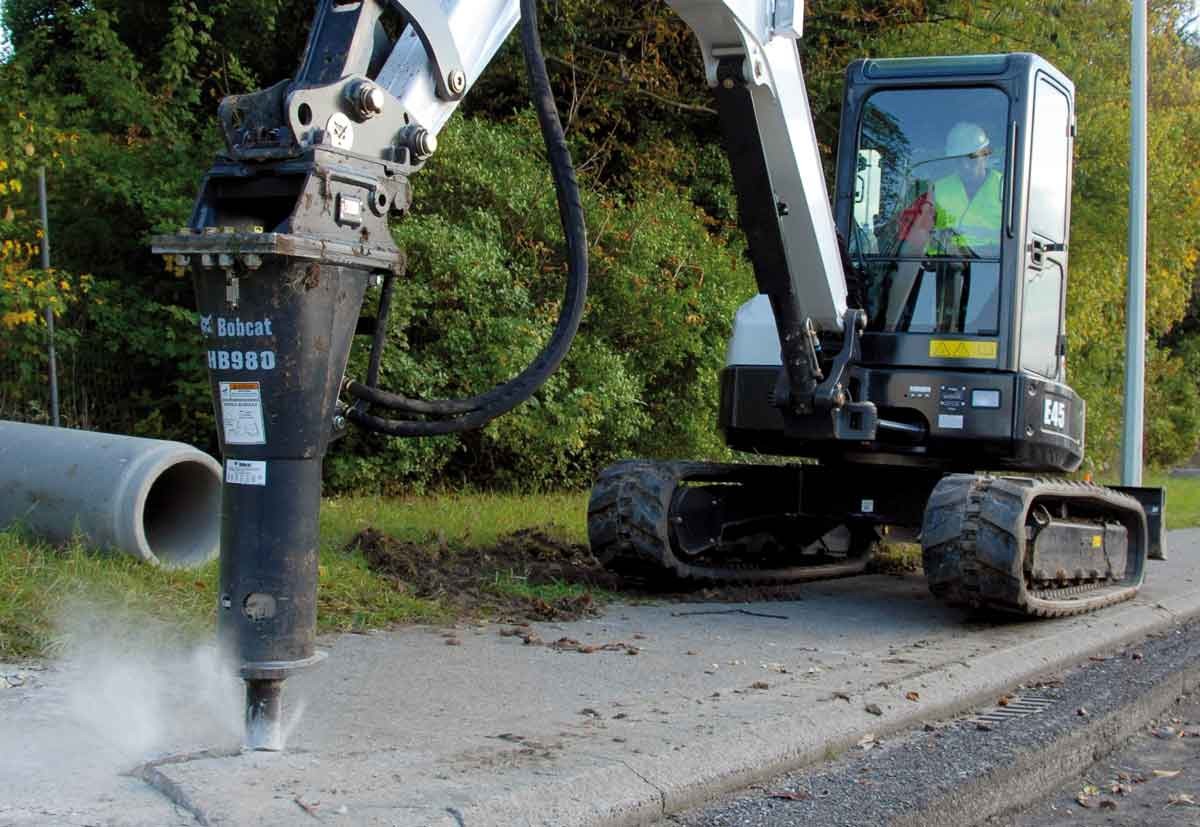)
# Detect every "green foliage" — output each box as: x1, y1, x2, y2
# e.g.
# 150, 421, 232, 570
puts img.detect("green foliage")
80, 280, 215, 442
1143, 343, 1200, 466
0, 1, 221, 439
0, 0, 1197, 487
329, 114, 754, 491
0, 59, 93, 421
